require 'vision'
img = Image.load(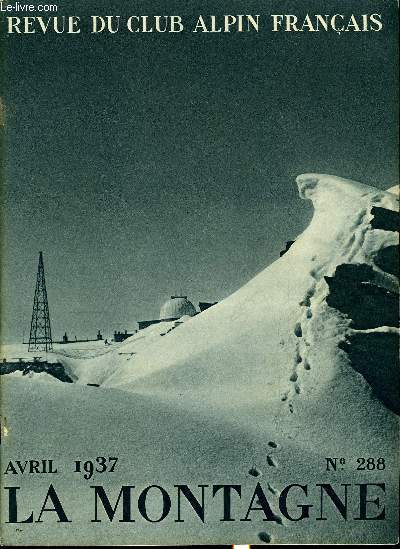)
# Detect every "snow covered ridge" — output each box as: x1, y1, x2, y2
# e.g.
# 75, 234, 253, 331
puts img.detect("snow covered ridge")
294, 174, 399, 414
